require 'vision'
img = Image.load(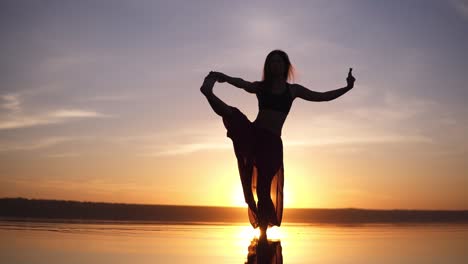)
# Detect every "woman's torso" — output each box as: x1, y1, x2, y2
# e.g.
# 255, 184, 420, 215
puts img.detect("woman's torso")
253, 81, 295, 137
